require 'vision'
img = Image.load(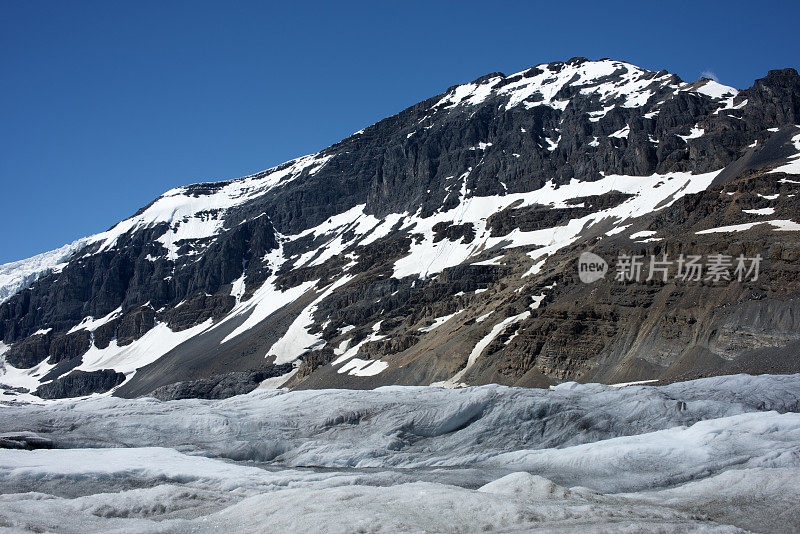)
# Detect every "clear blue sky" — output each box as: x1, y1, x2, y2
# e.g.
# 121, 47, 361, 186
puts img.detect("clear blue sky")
2, 0, 798, 264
